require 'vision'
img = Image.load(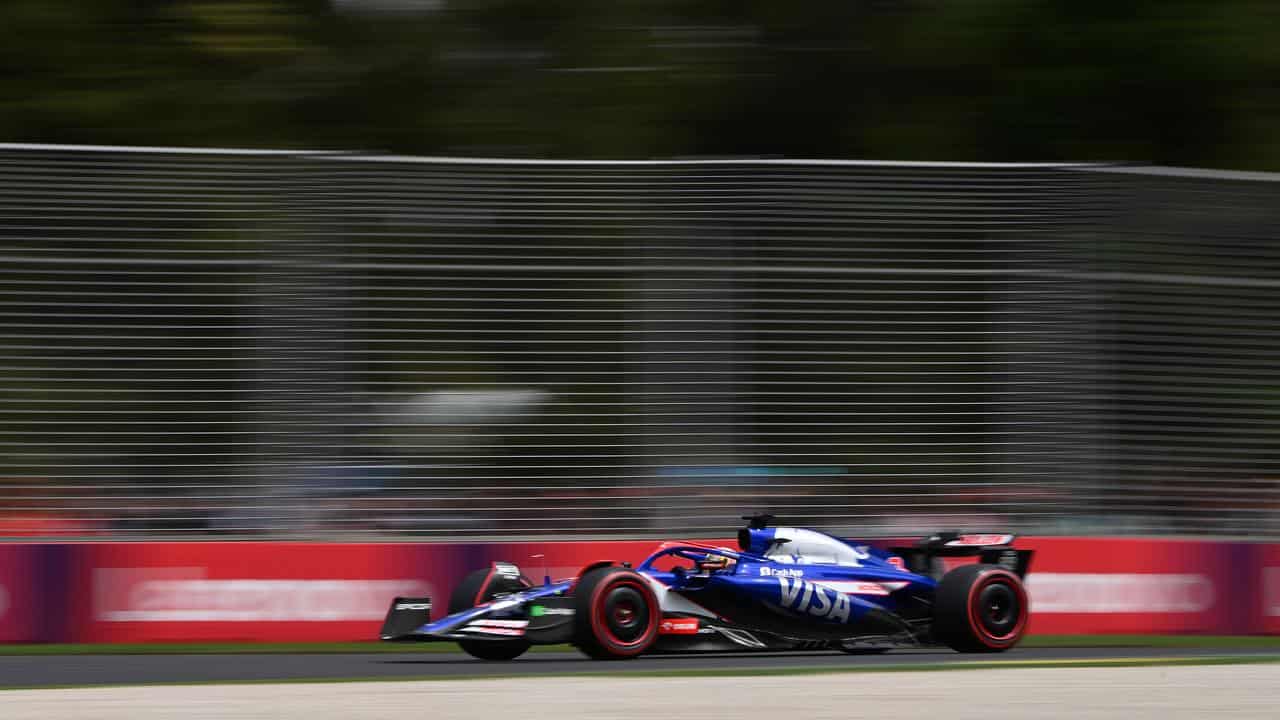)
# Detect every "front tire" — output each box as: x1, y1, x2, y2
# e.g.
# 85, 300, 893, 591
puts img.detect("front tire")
449, 567, 532, 661
933, 563, 1028, 653
572, 566, 660, 660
